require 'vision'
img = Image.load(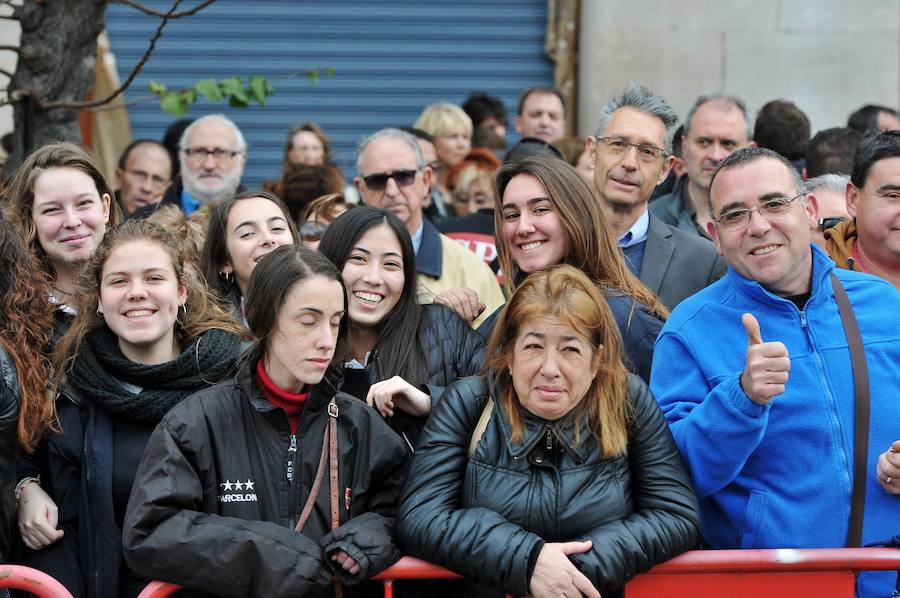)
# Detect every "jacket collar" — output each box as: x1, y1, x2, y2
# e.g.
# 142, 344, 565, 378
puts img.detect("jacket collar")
416, 218, 443, 278
491, 373, 590, 463
728, 243, 835, 308
238, 358, 340, 414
